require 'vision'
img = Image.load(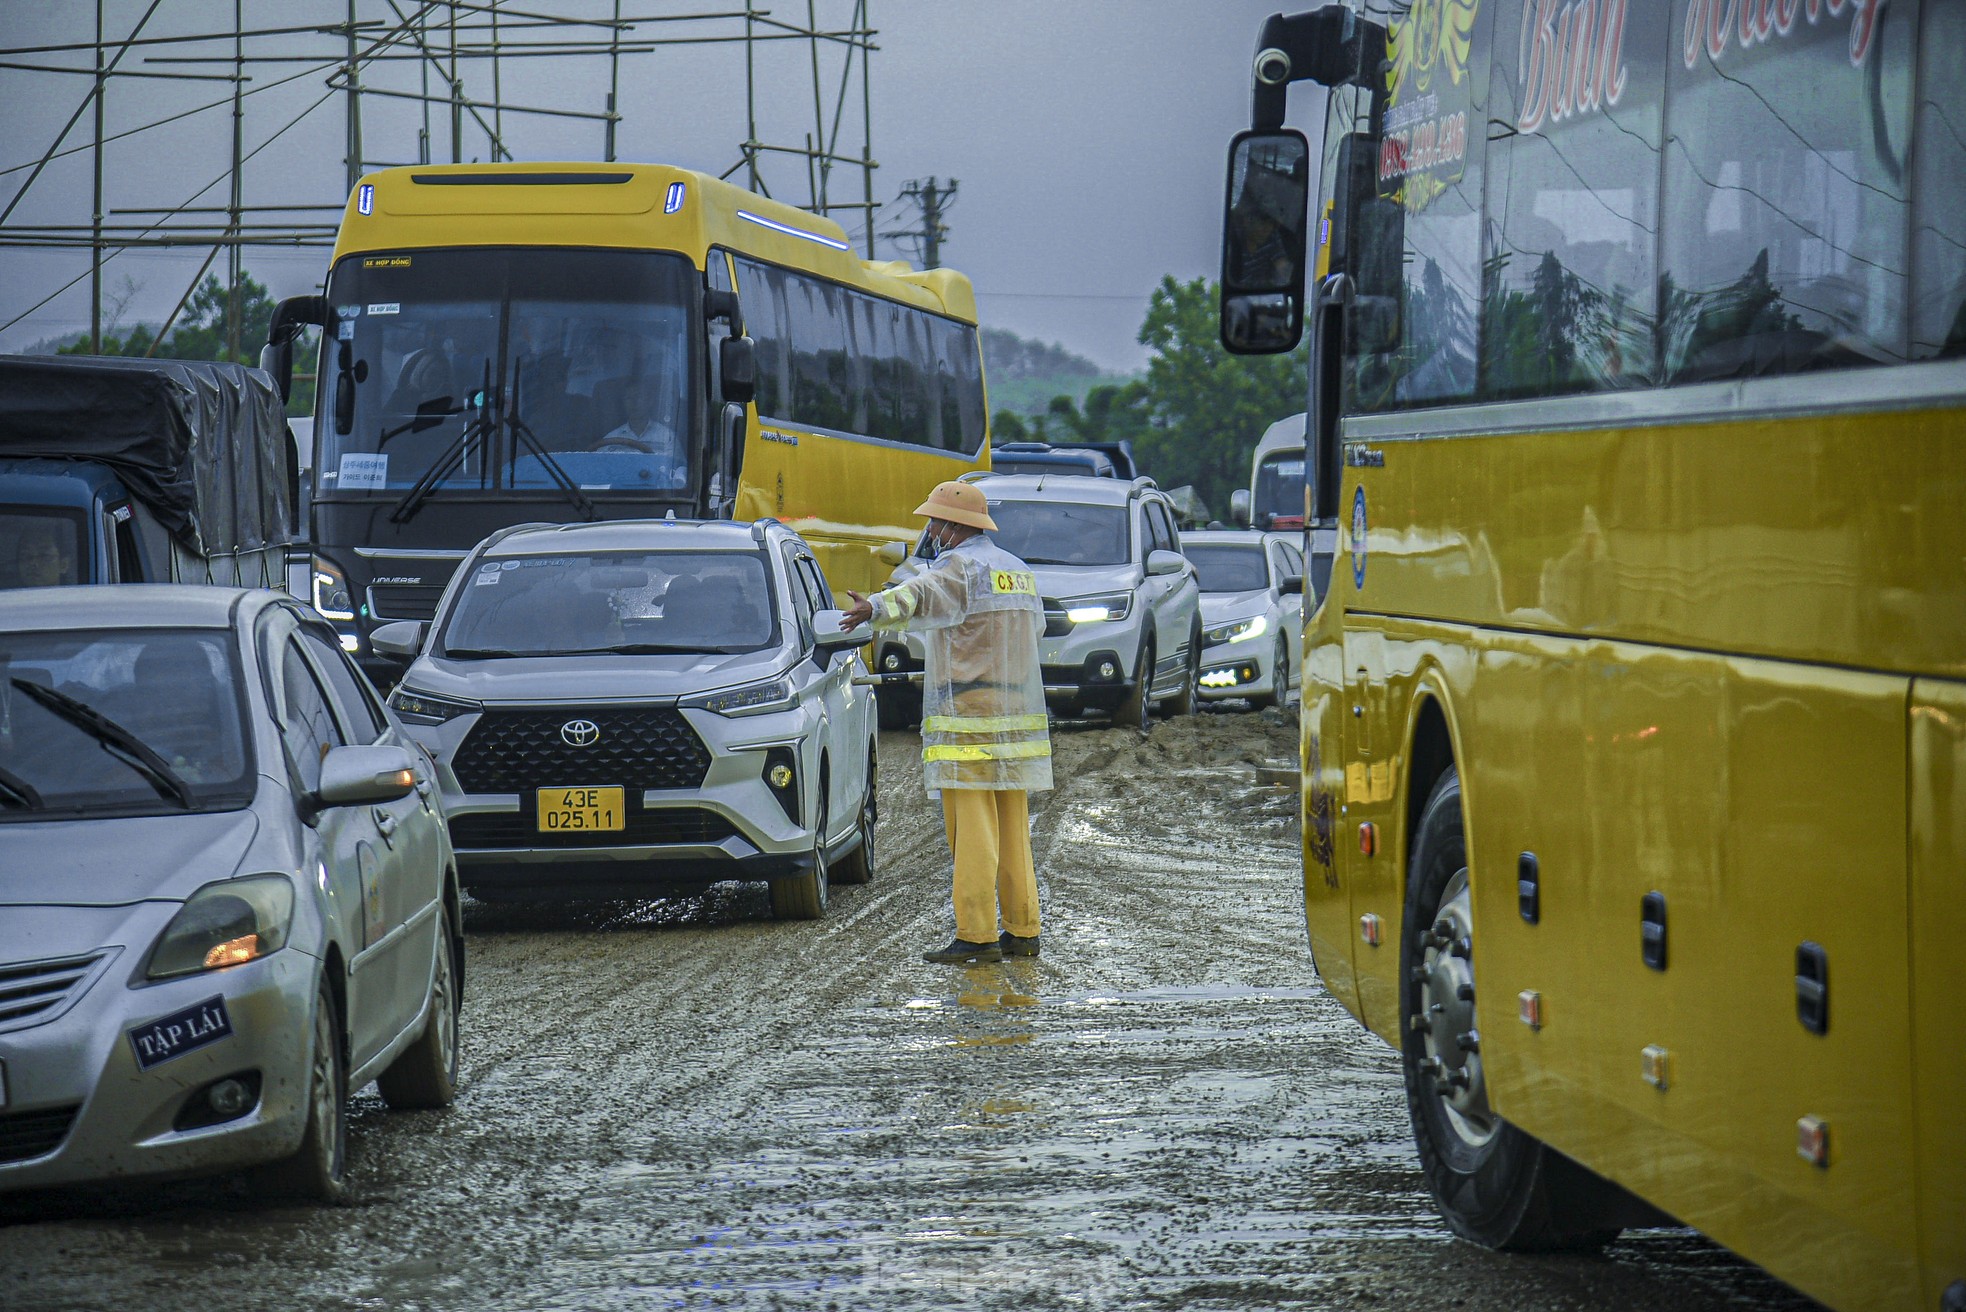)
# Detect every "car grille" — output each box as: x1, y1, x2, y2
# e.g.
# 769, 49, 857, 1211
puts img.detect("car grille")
0, 952, 104, 1033
449, 807, 737, 850
367, 584, 448, 621
1039, 598, 1073, 638
0, 1104, 81, 1165
451, 706, 712, 794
